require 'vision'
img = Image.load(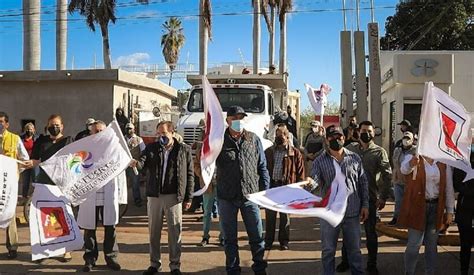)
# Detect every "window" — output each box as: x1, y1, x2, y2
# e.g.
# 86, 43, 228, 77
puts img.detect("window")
188, 88, 265, 113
